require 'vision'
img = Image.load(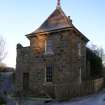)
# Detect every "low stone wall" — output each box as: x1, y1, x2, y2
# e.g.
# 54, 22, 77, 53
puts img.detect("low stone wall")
15, 78, 104, 100
54, 78, 104, 100
55, 83, 80, 100
80, 80, 94, 96
93, 78, 104, 92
